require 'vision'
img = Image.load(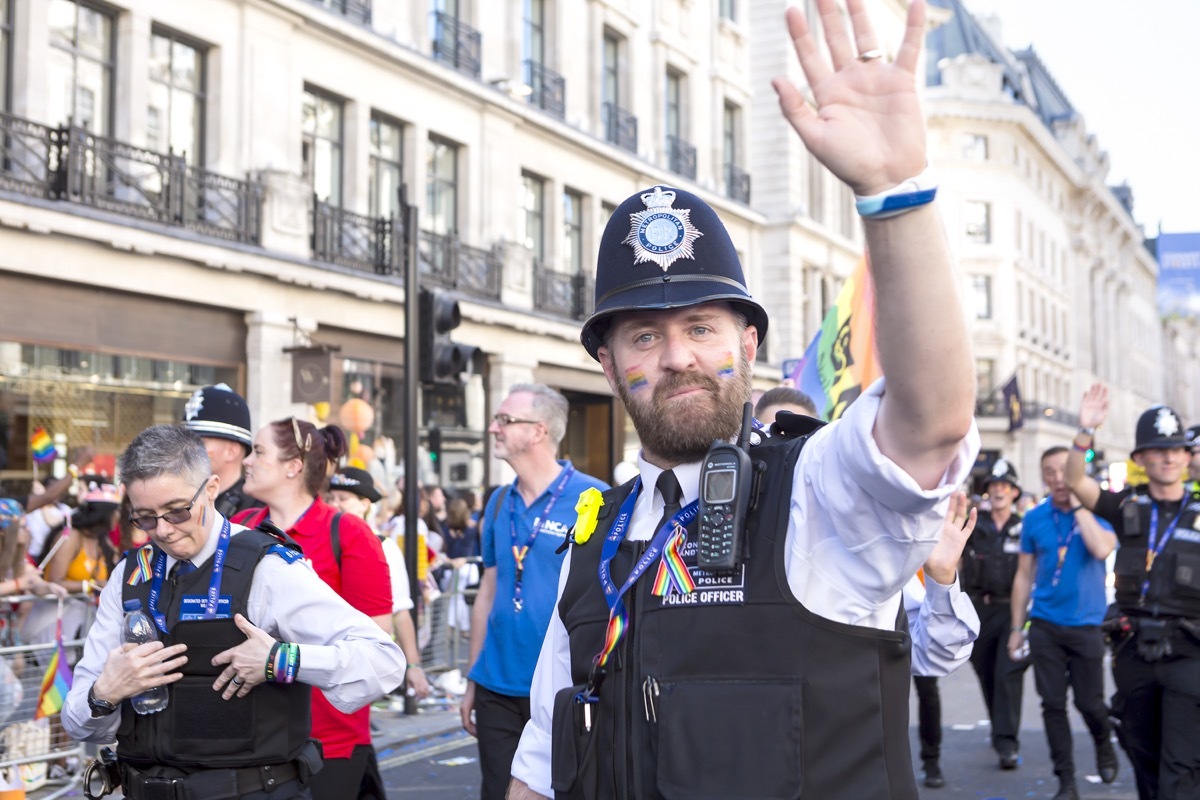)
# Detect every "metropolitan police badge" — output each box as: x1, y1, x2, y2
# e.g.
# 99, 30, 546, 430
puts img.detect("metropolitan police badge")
622, 186, 703, 271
